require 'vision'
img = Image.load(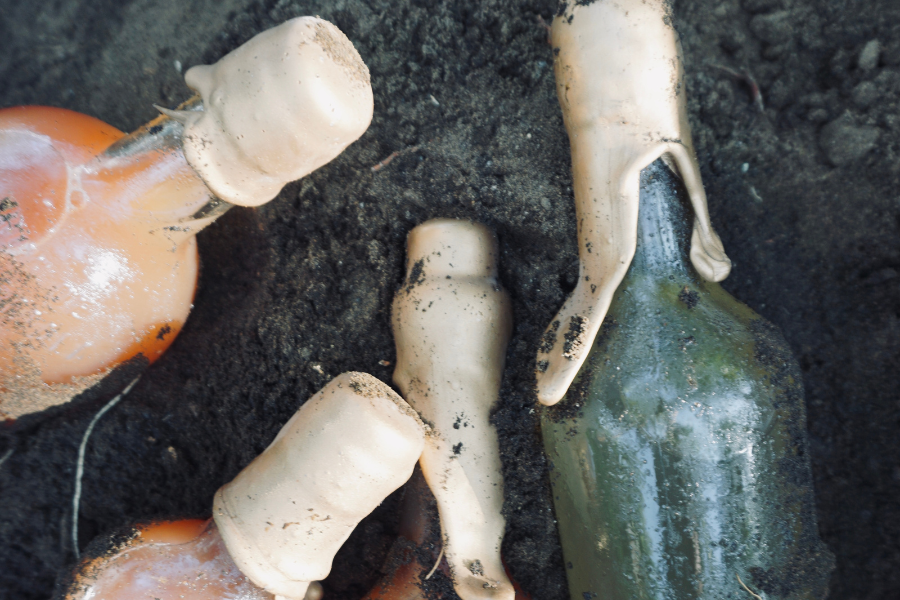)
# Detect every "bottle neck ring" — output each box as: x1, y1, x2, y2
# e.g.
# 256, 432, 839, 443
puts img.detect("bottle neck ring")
630, 158, 695, 278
